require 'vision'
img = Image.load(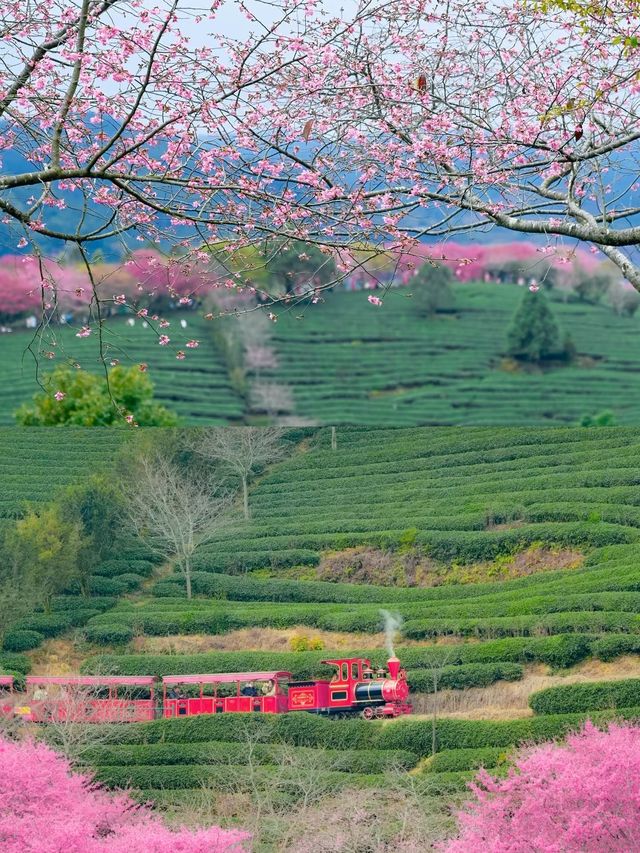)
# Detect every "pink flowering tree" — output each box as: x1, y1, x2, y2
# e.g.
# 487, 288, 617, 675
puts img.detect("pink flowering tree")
445, 721, 640, 853
2, 0, 640, 382
0, 736, 249, 853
